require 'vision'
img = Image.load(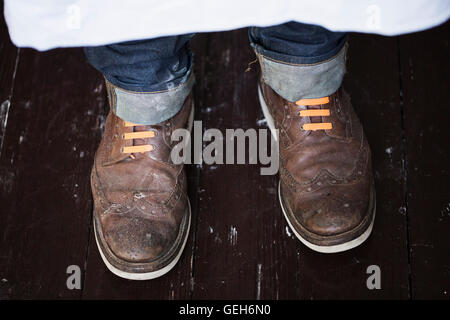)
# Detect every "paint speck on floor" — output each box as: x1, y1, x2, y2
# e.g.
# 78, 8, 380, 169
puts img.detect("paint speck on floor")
228, 226, 237, 246
256, 263, 262, 300
285, 226, 292, 237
